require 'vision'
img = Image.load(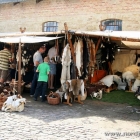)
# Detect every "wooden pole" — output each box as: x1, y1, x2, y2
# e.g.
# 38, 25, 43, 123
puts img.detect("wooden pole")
95, 37, 101, 55
64, 22, 76, 64
18, 39, 21, 94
